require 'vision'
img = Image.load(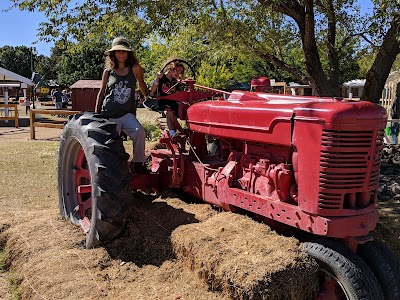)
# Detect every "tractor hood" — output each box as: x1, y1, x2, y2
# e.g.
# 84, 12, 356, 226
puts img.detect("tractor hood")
186, 91, 387, 145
